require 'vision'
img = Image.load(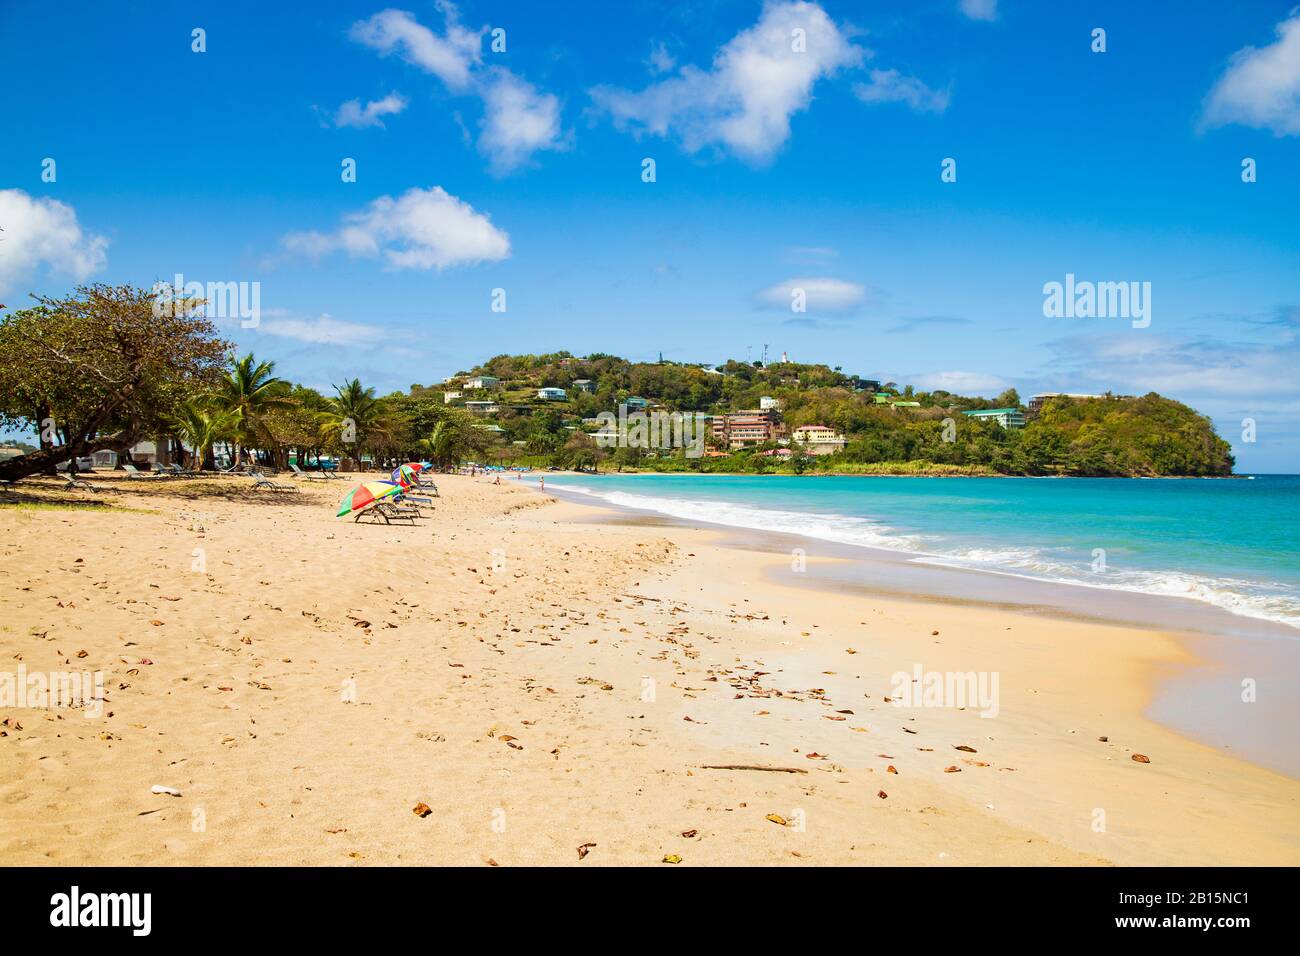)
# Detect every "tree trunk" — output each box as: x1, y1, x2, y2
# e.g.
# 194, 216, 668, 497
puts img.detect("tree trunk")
0, 433, 135, 483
